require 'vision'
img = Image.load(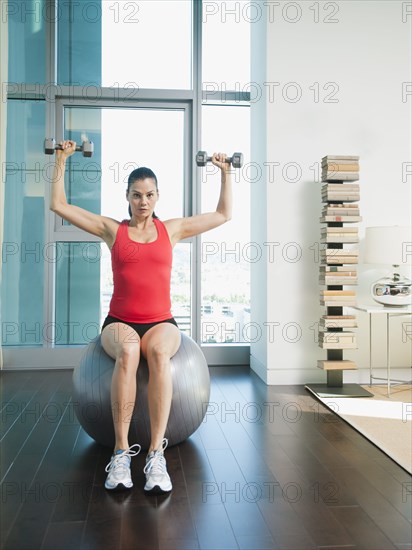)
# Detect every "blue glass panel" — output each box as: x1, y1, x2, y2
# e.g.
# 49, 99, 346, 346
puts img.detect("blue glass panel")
1, 99, 46, 347
8, 0, 46, 83
6, 100, 46, 167
65, 168, 101, 213
55, 242, 101, 345
57, 0, 102, 86
1, 172, 44, 347
62, 107, 102, 224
